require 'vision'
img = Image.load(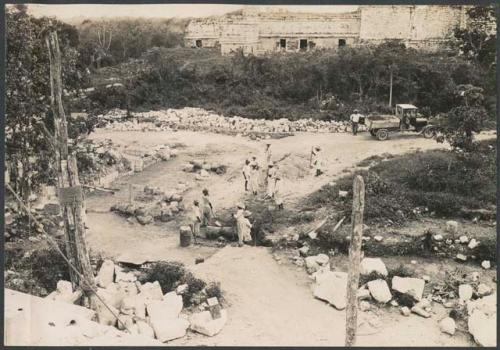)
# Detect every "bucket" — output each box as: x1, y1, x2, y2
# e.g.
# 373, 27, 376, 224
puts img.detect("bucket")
180, 226, 192, 247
